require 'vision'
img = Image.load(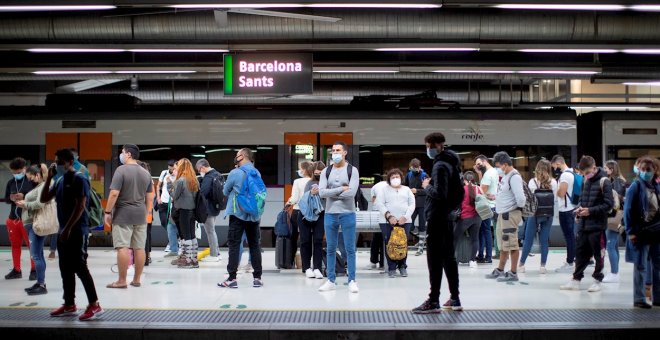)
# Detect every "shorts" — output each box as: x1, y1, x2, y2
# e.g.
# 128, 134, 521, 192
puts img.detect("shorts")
496, 209, 522, 252
112, 224, 147, 249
